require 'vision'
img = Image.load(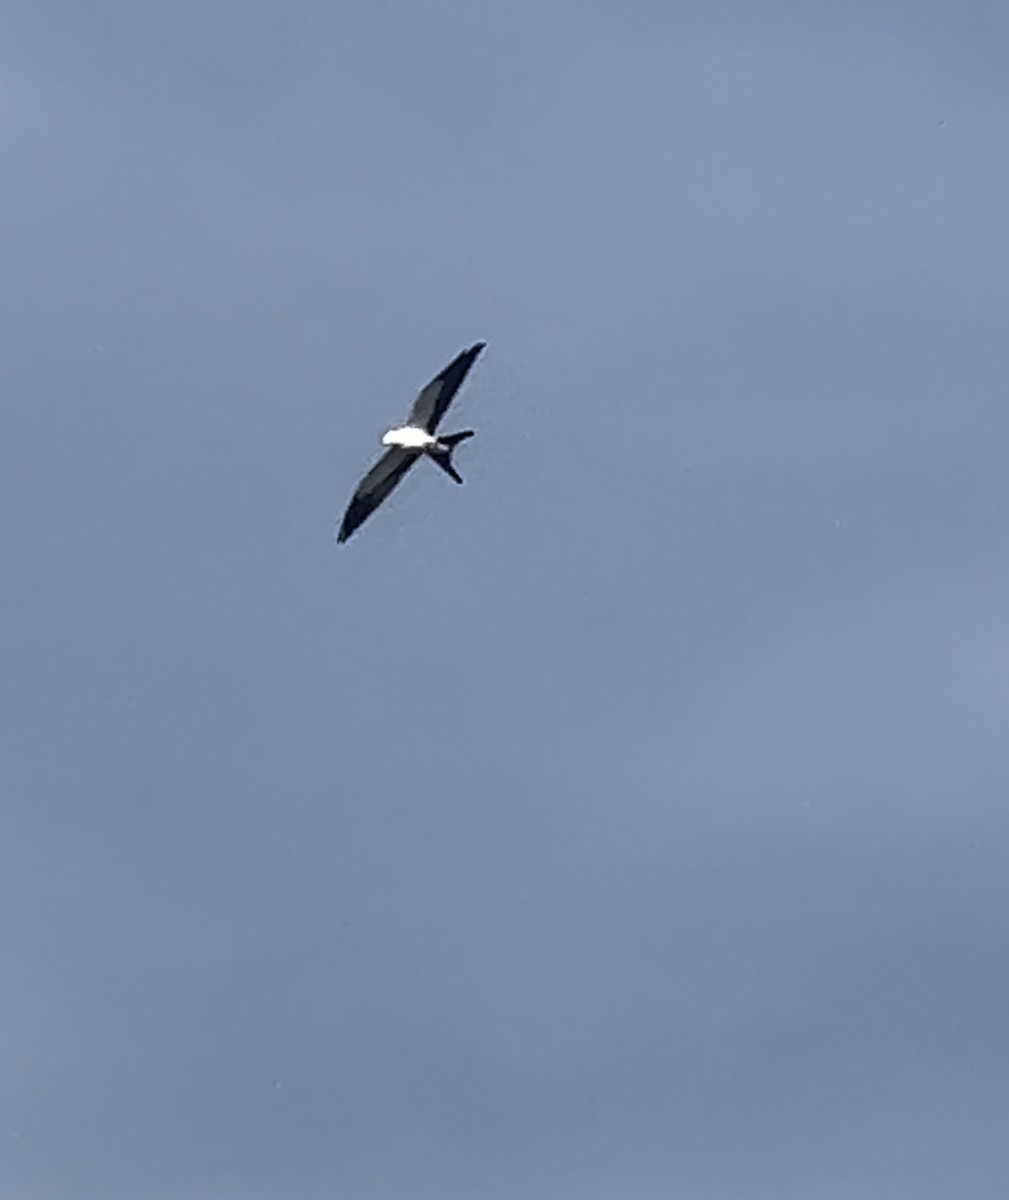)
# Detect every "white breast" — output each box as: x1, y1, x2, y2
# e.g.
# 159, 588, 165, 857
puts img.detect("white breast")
382, 426, 436, 449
